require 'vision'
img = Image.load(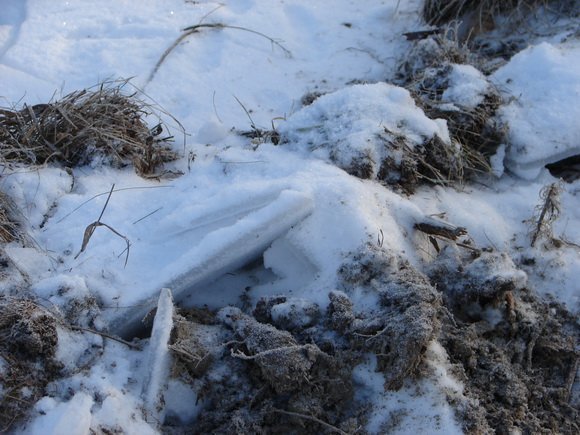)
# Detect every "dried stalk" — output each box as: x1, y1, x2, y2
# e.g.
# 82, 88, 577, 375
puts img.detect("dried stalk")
74, 184, 131, 266
147, 23, 292, 84
529, 182, 562, 247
